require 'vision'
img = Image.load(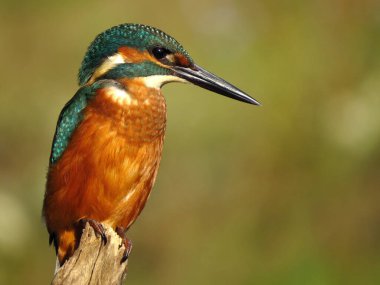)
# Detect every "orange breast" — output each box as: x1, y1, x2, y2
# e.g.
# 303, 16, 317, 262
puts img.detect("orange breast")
44, 83, 167, 235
